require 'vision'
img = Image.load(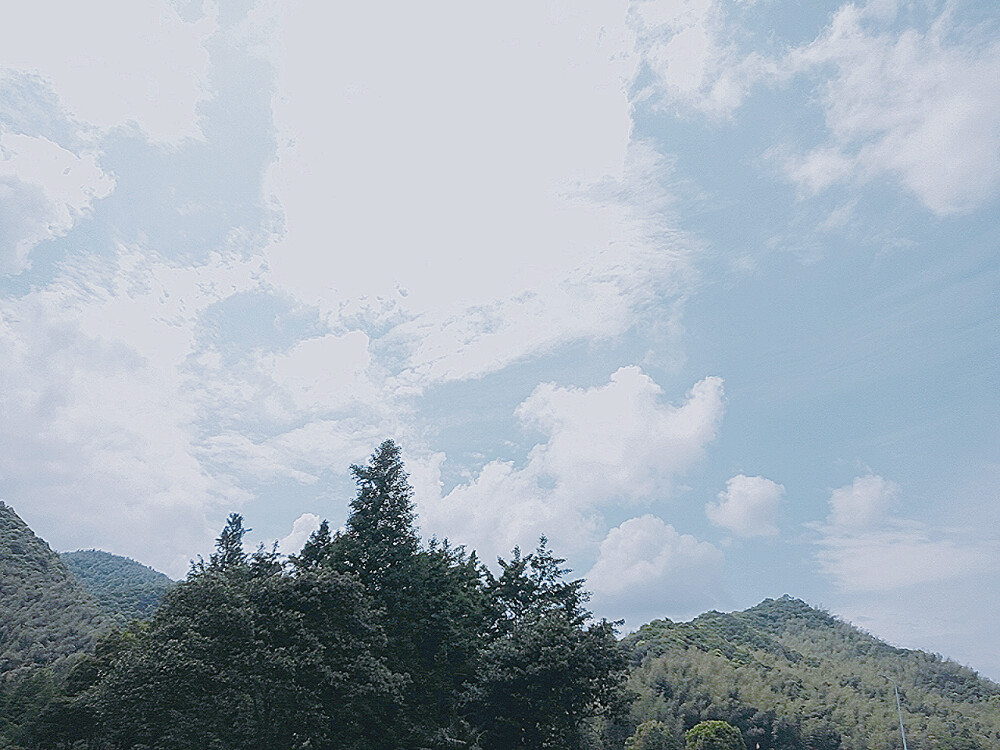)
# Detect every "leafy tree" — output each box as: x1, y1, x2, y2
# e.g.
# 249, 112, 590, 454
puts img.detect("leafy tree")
466, 540, 631, 750
0, 503, 108, 672
74, 520, 400, 750
627, 719, 683, 750
292, 519, 333, 569
686, 720, 746, 750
